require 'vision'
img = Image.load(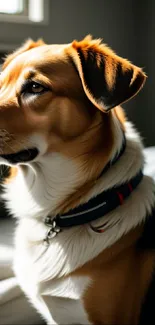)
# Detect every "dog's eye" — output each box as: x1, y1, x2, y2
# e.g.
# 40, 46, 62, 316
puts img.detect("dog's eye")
21, 81, 48, 96
30, 82, 45, 94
